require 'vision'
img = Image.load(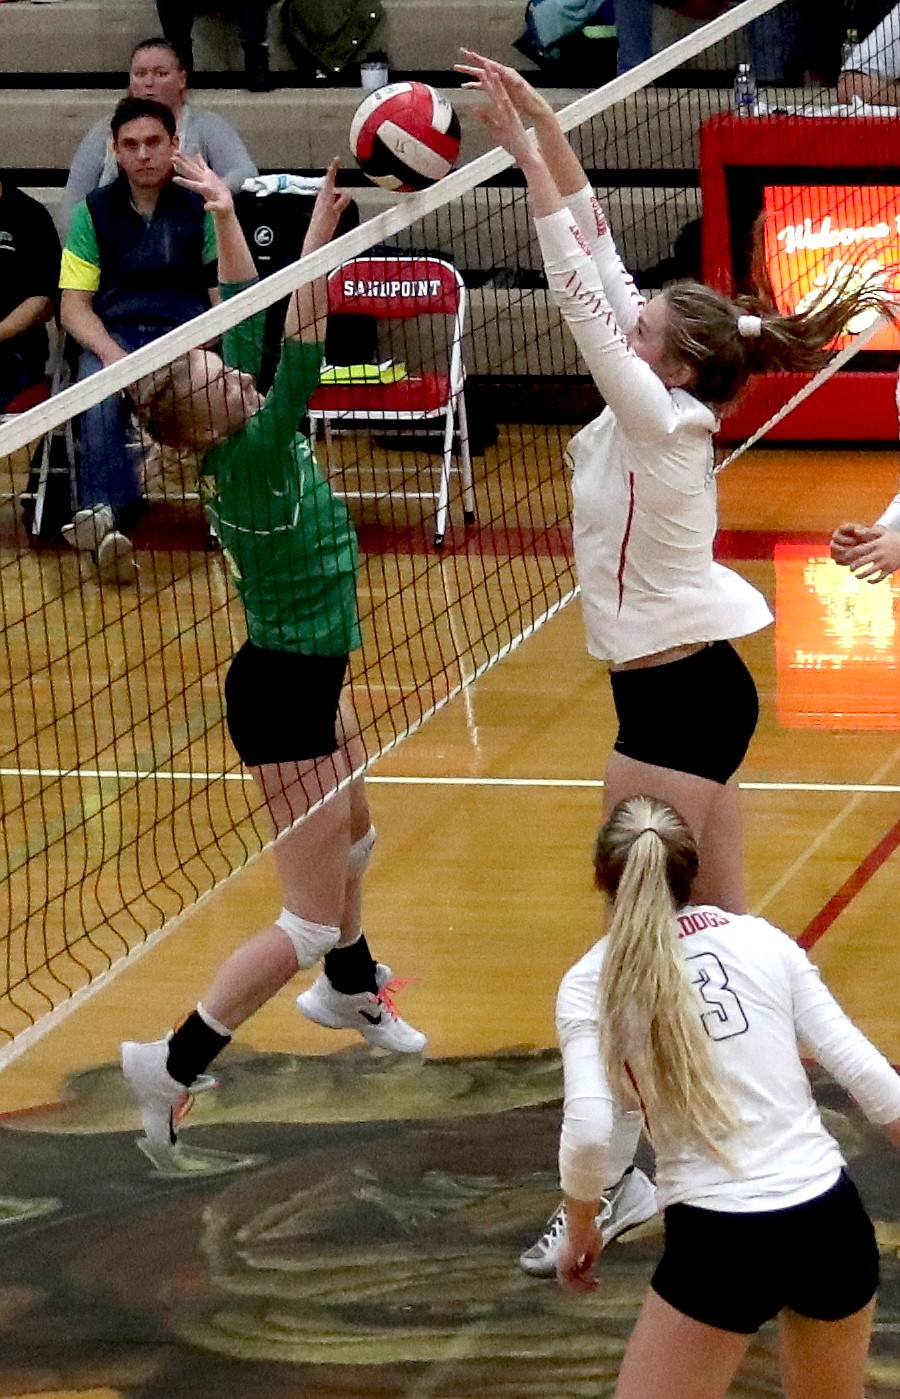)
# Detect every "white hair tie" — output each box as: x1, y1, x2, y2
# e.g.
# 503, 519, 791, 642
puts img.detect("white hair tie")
737, 314, 763, 338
